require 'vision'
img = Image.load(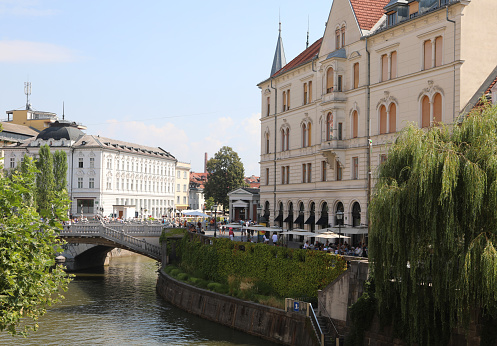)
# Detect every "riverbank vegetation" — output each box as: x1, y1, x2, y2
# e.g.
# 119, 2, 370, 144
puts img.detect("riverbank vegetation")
0, 146, 71, 336
164, 233, 347, 307
360, 101, 497, 345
